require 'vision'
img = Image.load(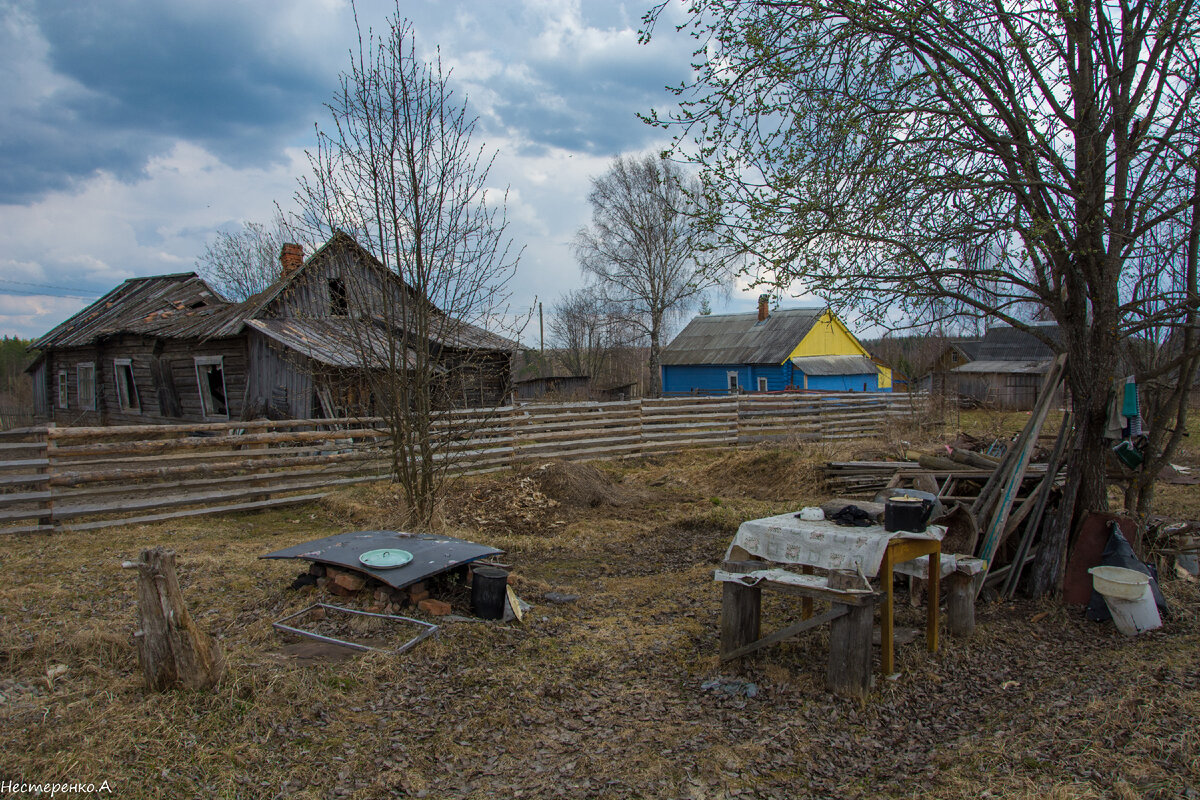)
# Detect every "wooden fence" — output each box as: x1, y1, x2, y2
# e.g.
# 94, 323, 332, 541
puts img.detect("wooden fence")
0, 392, 931, 533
